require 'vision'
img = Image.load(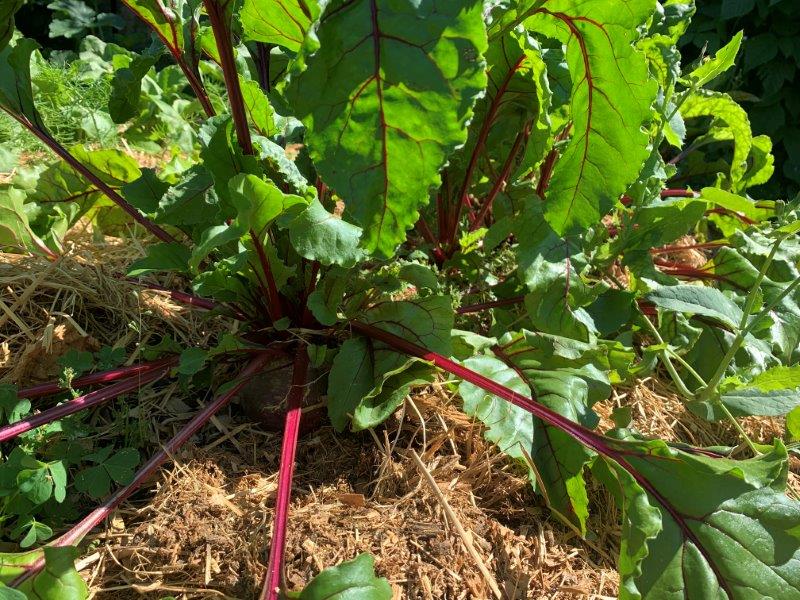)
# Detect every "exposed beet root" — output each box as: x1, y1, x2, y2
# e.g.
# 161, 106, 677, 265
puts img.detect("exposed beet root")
235, 358, 325, 434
